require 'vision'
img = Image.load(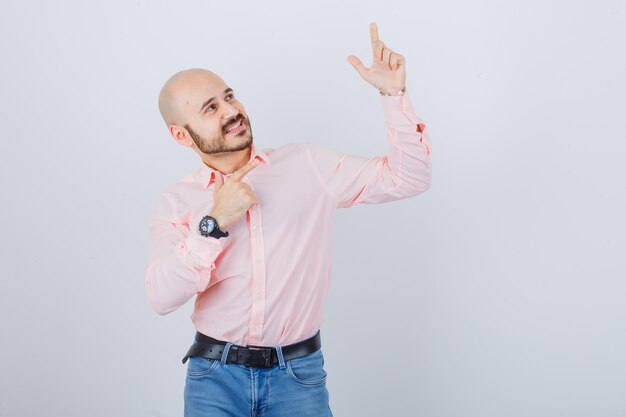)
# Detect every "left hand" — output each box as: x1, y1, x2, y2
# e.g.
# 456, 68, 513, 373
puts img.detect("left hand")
347, 22, 406, 94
